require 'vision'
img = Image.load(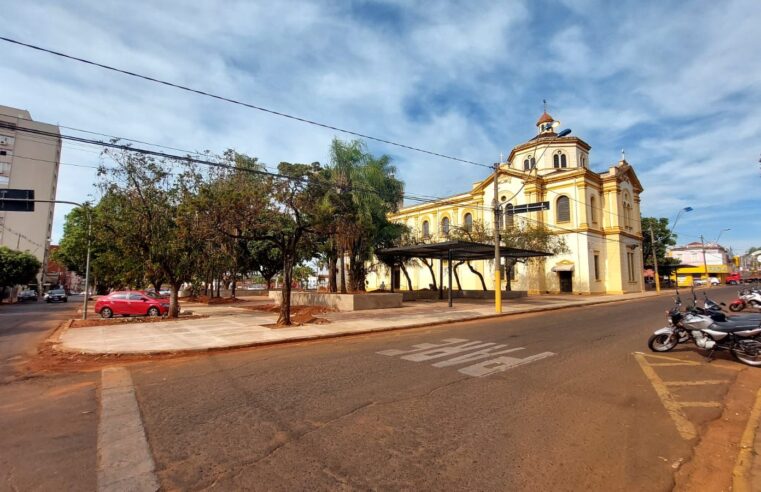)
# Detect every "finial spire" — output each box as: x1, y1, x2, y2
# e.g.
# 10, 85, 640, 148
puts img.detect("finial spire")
621, 148, 626, 161
543, 99, 547, 113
